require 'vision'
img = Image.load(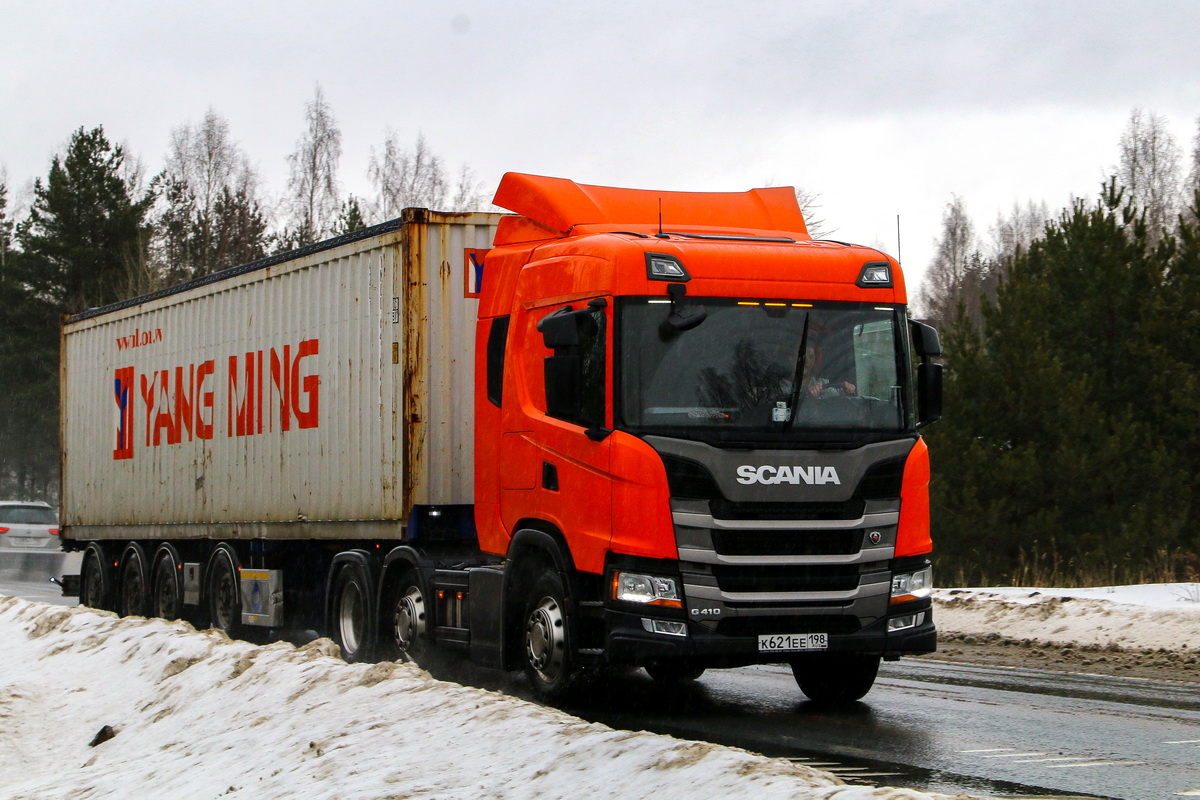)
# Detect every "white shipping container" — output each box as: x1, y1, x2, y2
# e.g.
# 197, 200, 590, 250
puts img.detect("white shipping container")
61, 211, 501, 541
